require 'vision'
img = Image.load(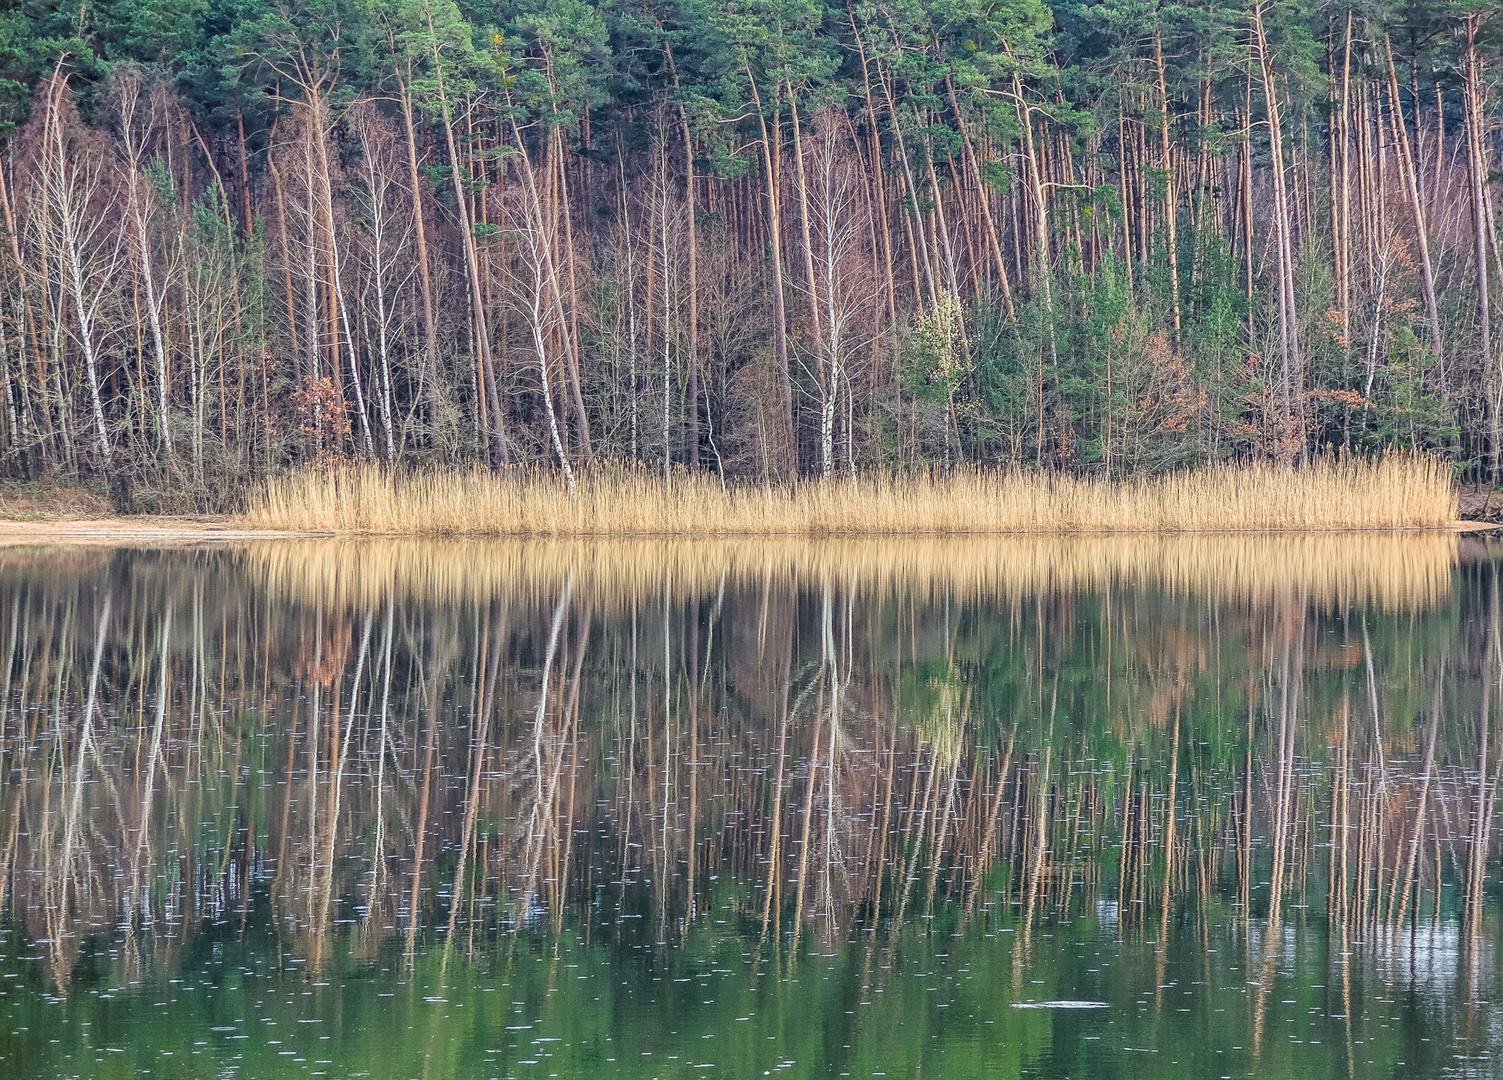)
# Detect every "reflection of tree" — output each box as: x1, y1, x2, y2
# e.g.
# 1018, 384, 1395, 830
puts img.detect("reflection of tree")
0, 543, 1498, 1008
